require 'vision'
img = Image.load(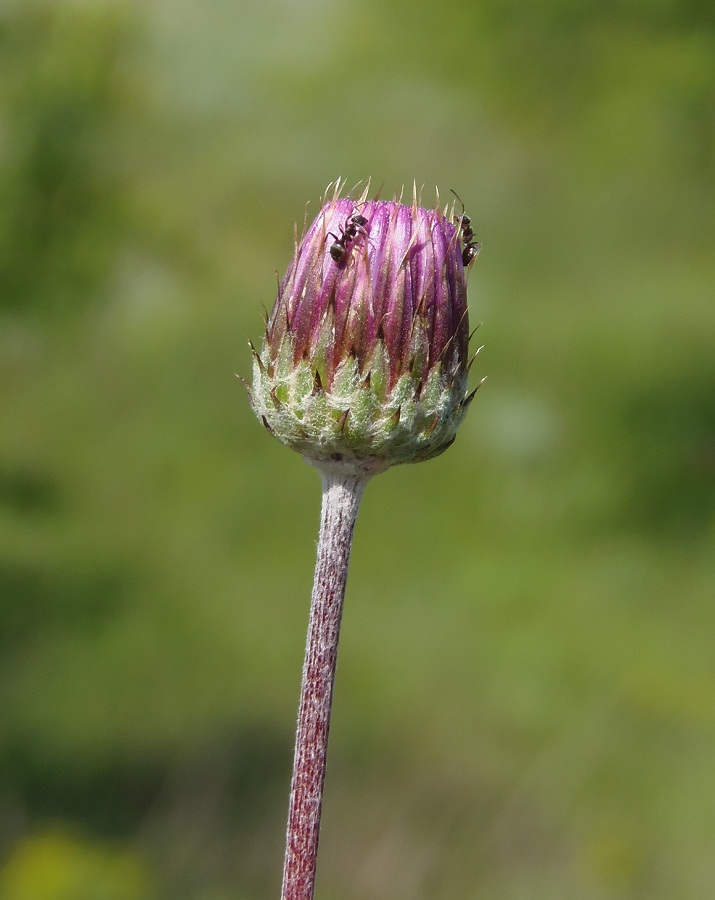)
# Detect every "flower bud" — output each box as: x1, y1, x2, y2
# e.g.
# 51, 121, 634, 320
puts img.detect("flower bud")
249, 187, 482, 475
